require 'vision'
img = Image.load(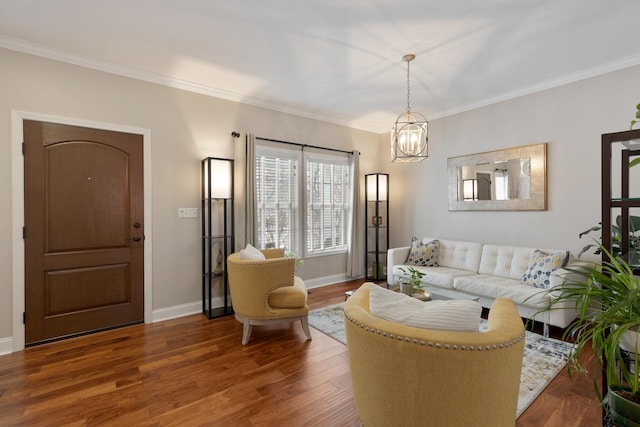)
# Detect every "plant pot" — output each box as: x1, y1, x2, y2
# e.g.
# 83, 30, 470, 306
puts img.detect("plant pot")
400, 283, 413, 296
608, 385, 640, 426
371, 262, 384, 280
